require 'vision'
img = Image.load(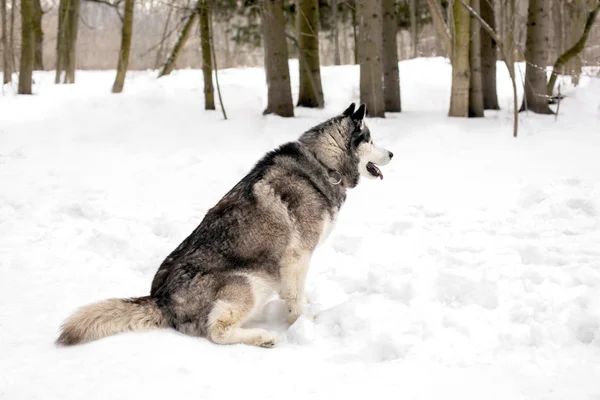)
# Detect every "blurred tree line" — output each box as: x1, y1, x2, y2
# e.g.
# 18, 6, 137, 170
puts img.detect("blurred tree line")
2, 0, 600, 133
